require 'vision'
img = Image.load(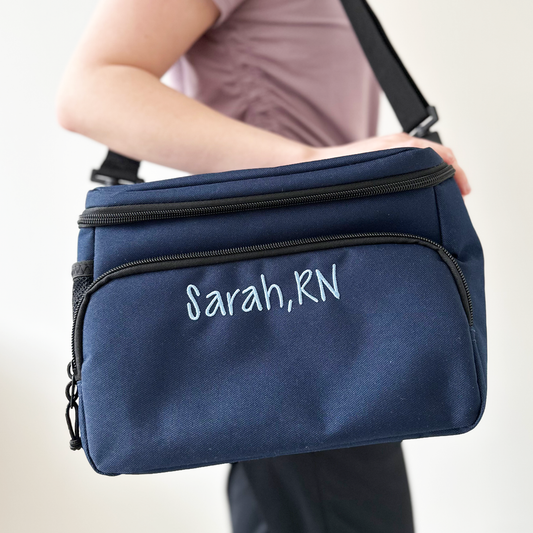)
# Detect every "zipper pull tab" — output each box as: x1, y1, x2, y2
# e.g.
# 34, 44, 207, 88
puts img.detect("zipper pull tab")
65, 361, 82, 451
